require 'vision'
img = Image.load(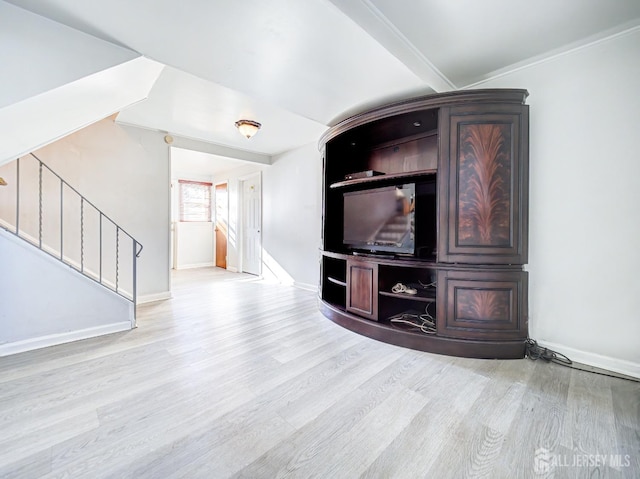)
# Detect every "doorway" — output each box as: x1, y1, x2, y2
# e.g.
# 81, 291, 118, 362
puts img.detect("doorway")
240, 173, 262, 275
215, 182, 228, 269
